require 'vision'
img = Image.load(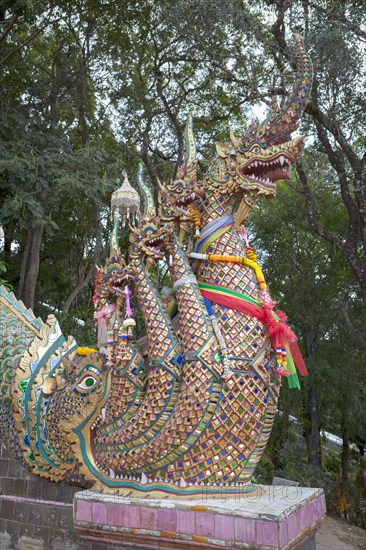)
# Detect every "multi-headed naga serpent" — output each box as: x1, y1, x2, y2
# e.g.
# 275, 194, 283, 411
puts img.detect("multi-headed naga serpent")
0, 34, 312, 496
